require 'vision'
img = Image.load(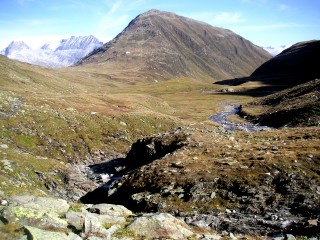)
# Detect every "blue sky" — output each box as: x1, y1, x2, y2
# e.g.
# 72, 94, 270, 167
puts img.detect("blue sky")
0, 0, 319, 49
